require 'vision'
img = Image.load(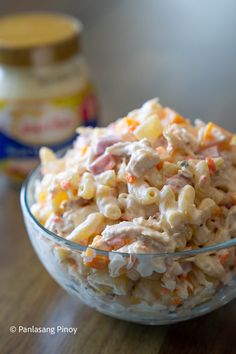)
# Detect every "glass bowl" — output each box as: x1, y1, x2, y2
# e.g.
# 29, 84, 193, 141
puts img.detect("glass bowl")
20, 166, 236, 325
